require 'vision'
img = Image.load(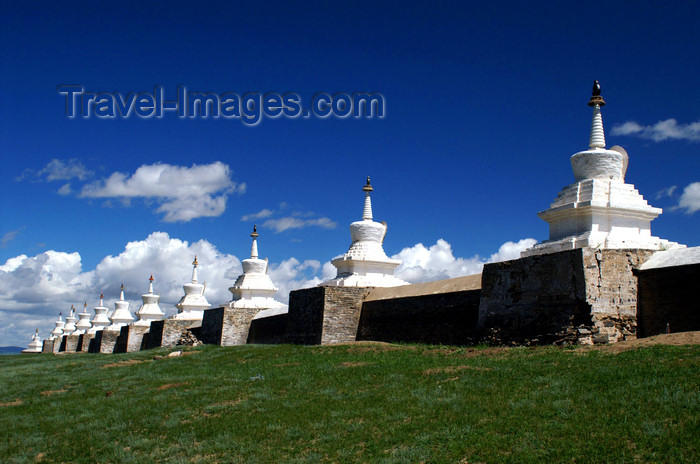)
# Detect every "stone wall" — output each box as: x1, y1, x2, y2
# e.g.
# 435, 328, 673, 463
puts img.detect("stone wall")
358, 275, 482, 345
99, 330, 120, 354
144, 319, 202, 349
78, 333, 94, 352
636, 263, 700, 337
61, 334, 80, 352
478, 248, 653, 345
248, 314, 288, 344
200, 307, 259, 346
42, 339, 55, 353
285, 286, 370, 345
